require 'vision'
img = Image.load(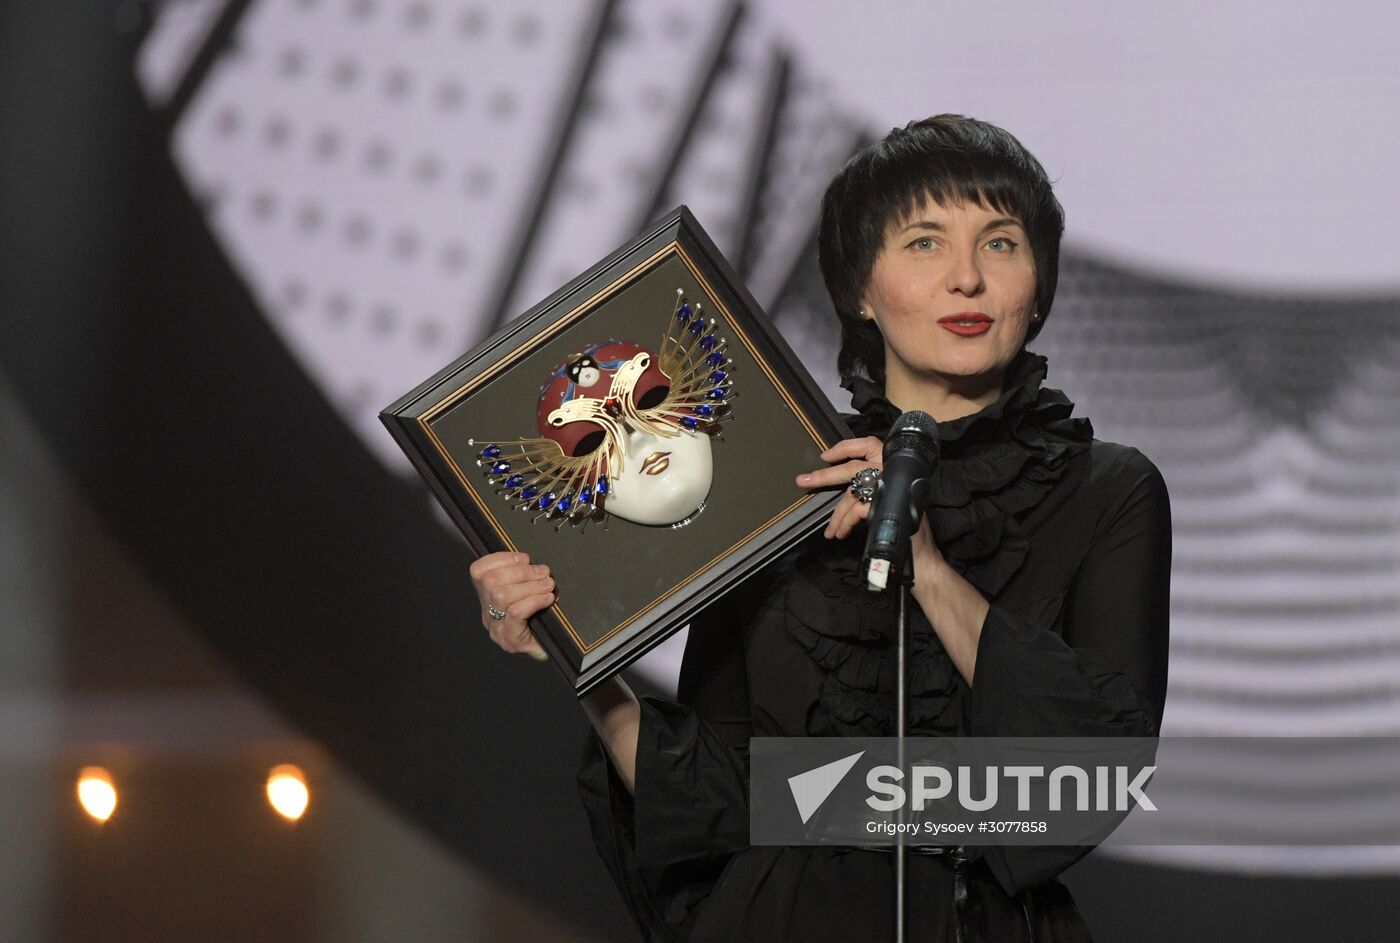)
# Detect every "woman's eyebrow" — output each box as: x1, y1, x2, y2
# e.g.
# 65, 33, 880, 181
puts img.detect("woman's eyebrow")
898, 217, 1024, 234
